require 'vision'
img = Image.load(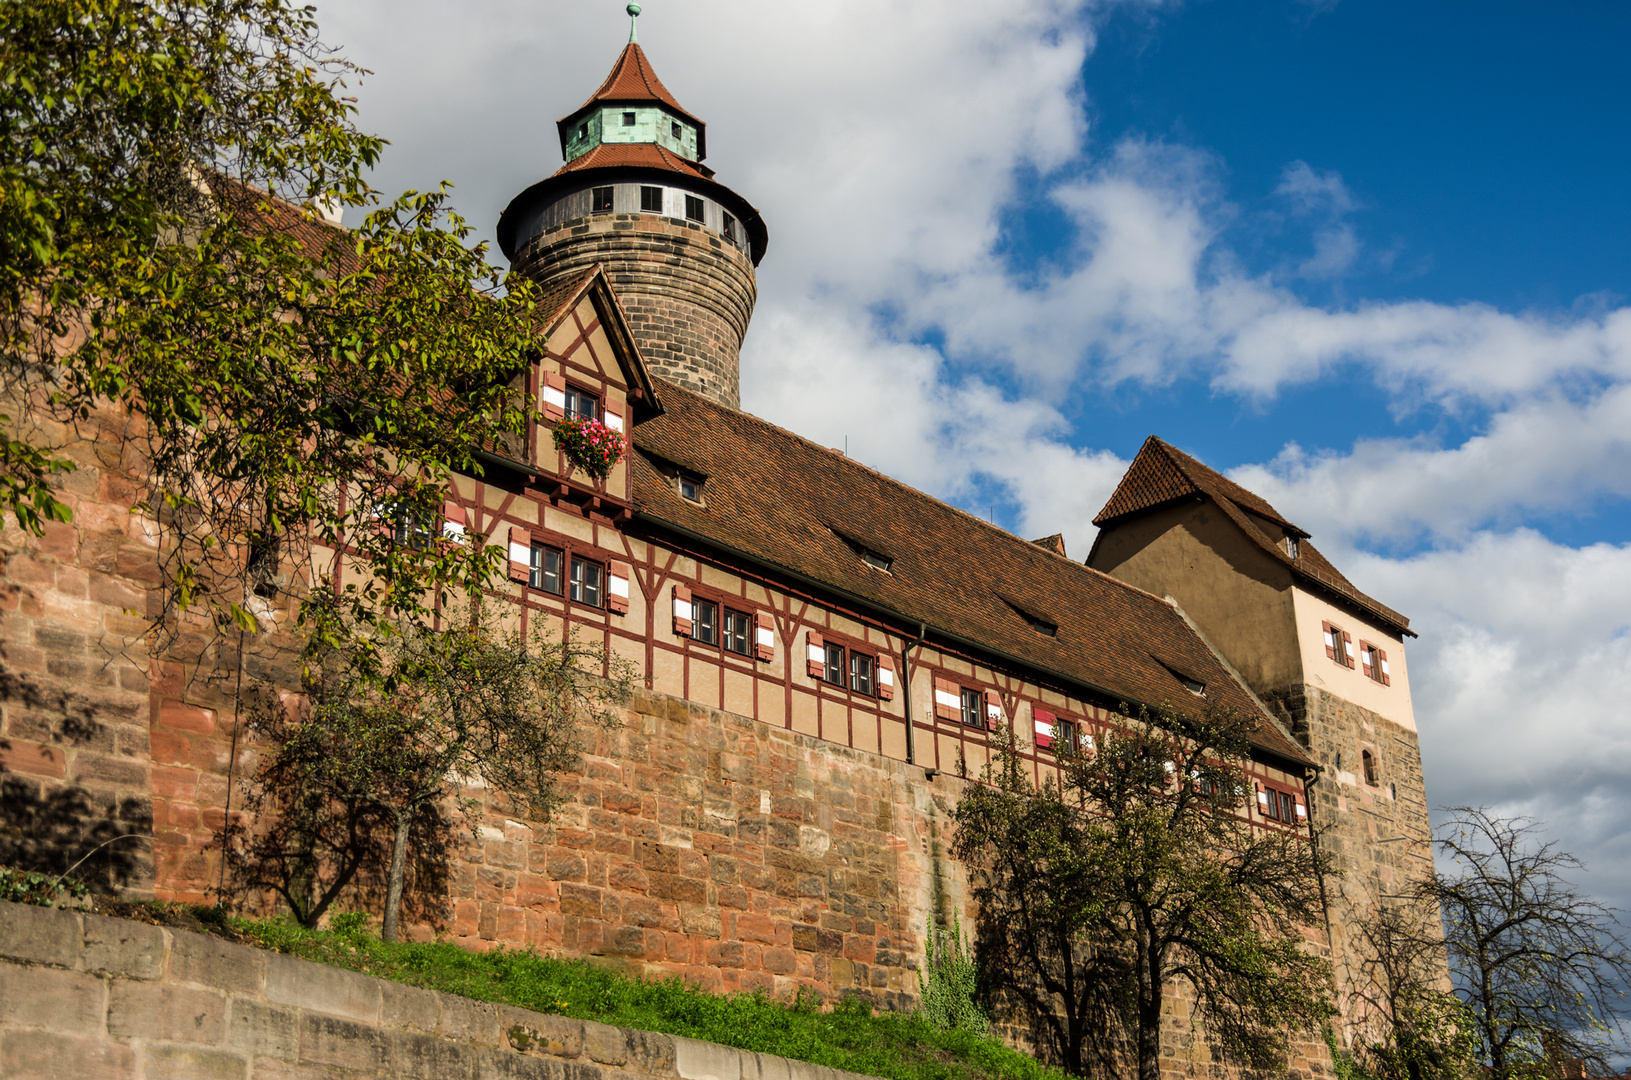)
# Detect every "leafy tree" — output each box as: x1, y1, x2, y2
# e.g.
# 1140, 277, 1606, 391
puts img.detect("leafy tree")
0, 0, 539, 655
237, 598, 635, 941
1423, 808, 1631, 1080
1343, 902, 1475, 1080
953, 705, 1334, 1080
